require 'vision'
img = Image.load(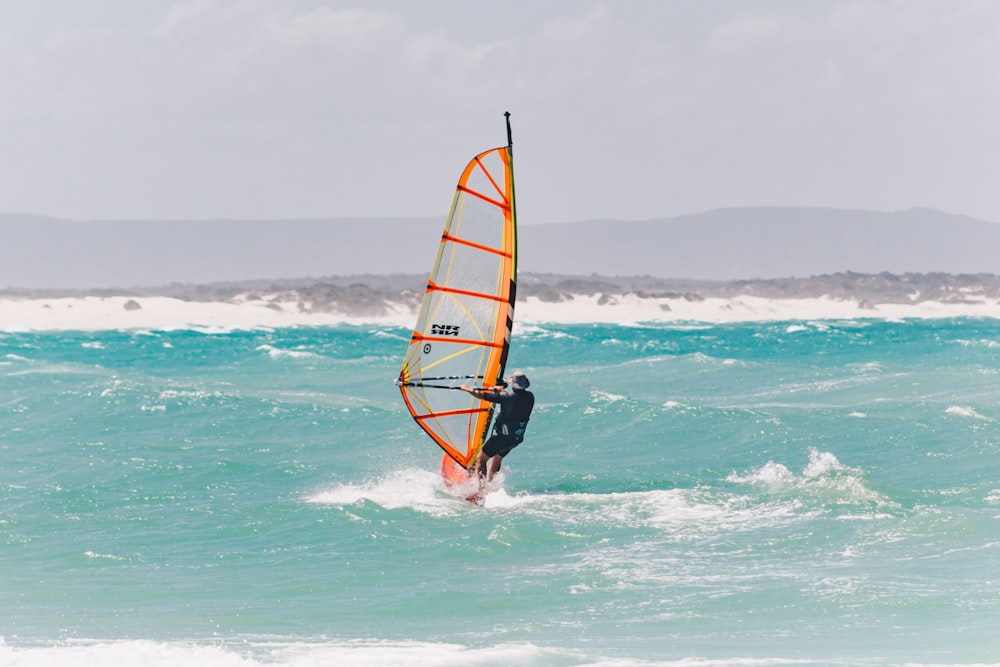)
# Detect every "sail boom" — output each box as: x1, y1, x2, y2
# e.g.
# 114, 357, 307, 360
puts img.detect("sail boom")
415, 407, 489, 421
408, 334, 505, 349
